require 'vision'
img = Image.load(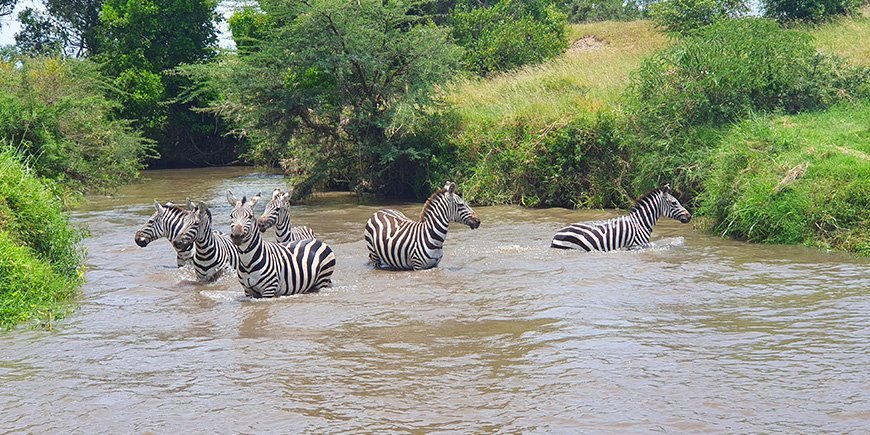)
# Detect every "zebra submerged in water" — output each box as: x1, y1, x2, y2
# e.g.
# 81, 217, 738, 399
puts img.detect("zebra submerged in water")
258, 187, 316, 243
228, 191, 336, 298
364, 181, 481, 271
172, 201, 239, 282
134, 200, 194, 267
551, 184, 691, 252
